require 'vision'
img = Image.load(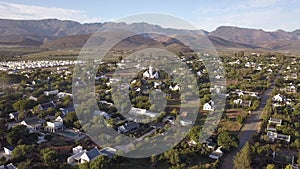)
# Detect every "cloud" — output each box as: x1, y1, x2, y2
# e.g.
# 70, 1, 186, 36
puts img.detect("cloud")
192, 0, 300, 31
0, 2, 102, 23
